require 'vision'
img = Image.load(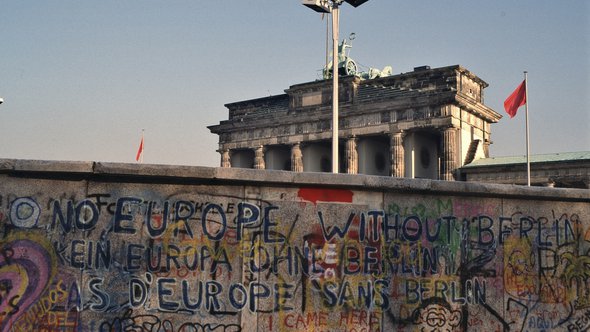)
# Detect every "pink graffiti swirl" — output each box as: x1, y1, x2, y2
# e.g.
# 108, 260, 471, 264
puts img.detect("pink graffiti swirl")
0, 236, 55, 331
